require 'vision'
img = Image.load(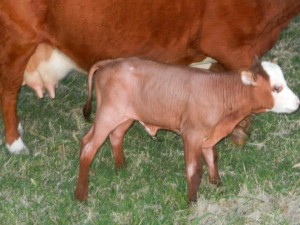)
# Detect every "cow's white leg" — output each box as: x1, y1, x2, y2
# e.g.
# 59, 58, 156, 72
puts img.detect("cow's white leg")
189, 57, 217, 70
6, 137, 29, 155
18, 123, 24, 135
